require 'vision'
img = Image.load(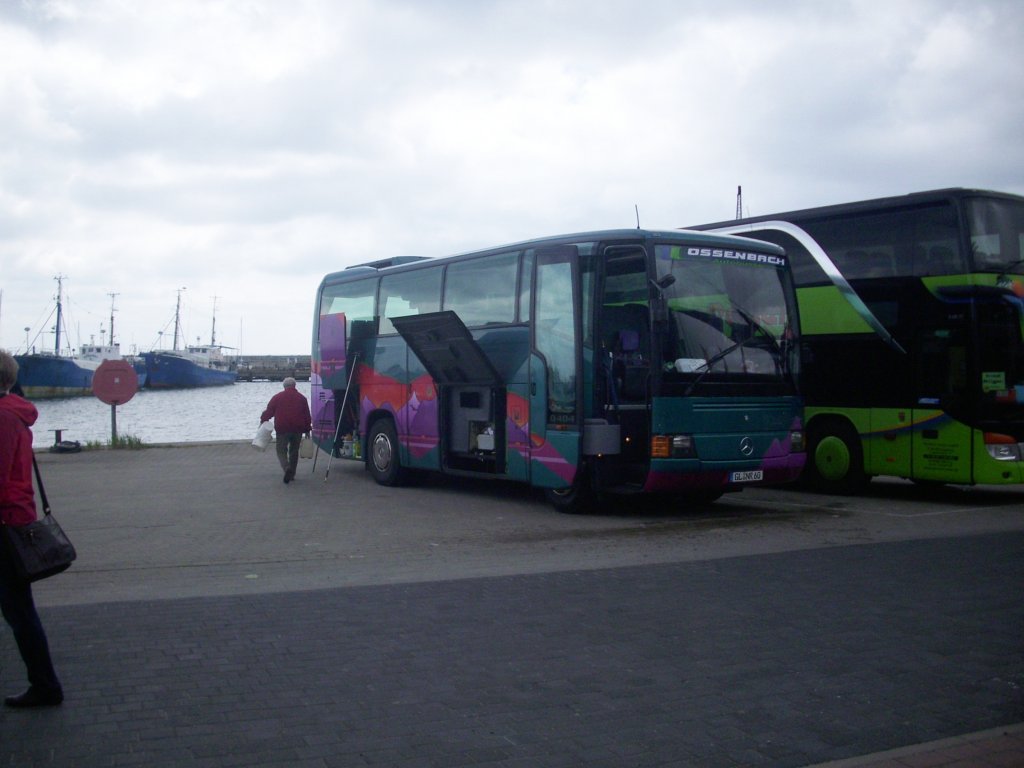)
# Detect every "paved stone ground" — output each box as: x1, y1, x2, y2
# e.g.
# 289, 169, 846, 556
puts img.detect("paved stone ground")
810, 723, 1024, 767
1, 533, 1021, 766
0, 443, 1021, 766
